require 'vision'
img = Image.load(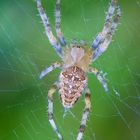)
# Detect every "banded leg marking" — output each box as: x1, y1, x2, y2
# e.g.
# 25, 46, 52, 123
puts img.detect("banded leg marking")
39, 62, 61, 79
92, 0, 117, 50
92, 0, 121, 61
55, 0, 66, 46
48, 83, 63, 140
89, 67, 108, 92
76, 89, 91, 140
93, 5, 121, 61
37, 0, 62, 57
